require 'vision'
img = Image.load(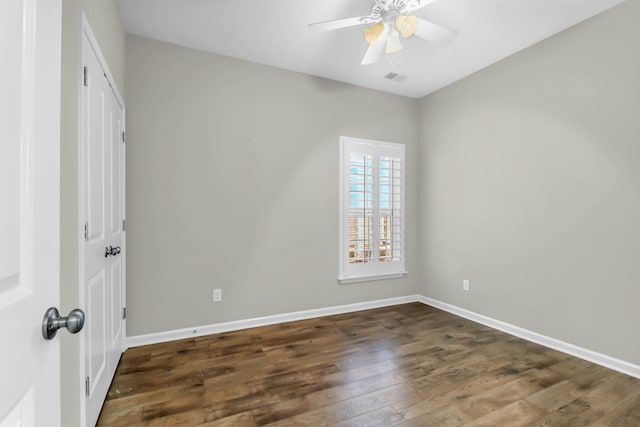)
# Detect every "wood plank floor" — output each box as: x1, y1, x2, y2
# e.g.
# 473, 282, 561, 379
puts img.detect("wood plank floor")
98, 303, 640, 426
